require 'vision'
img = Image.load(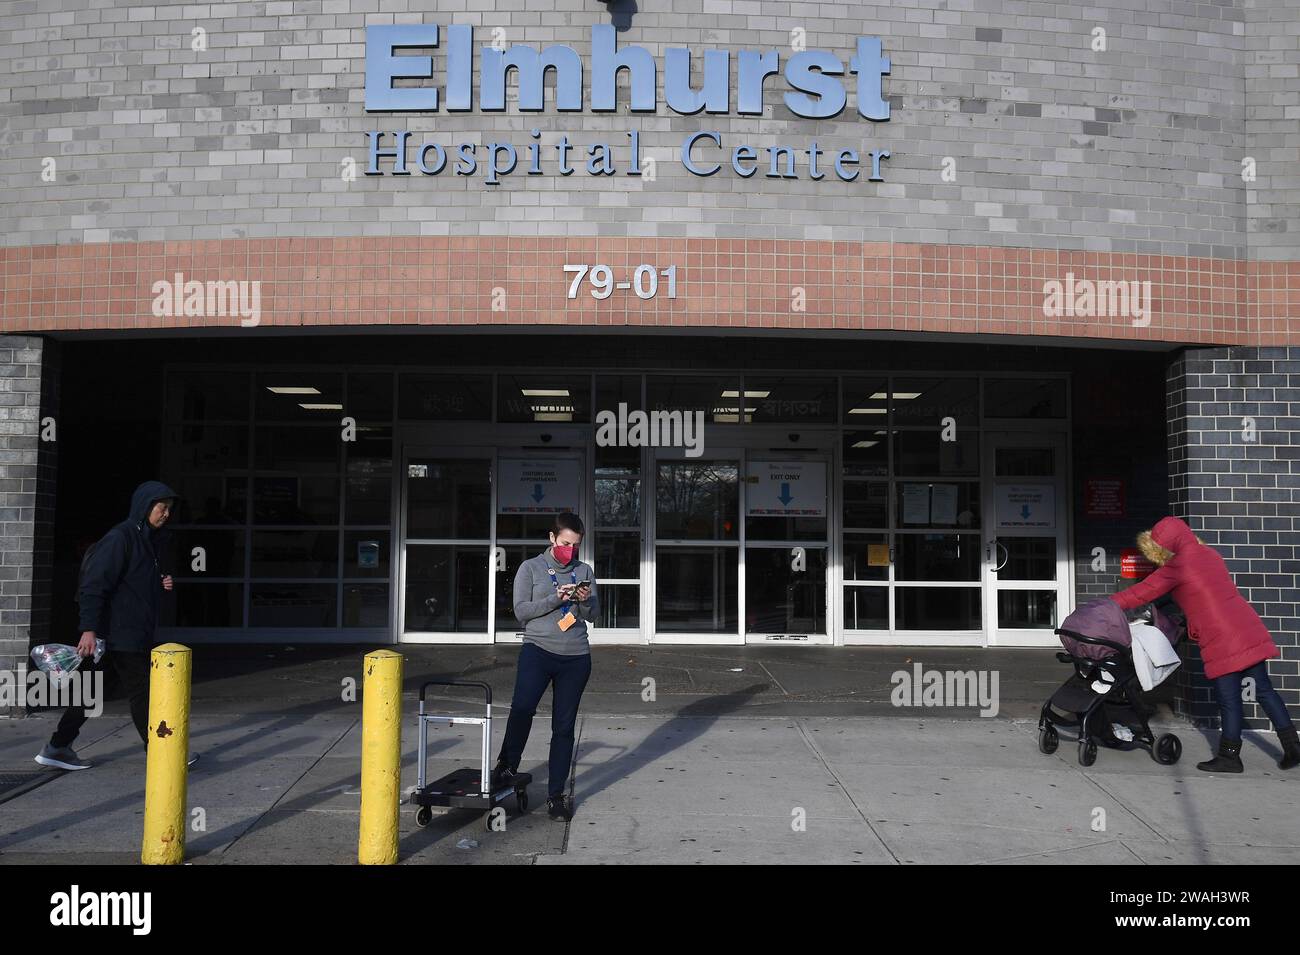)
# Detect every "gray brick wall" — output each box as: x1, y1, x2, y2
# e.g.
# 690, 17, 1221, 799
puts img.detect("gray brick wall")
0, 335, 58, 718
1165, 345, 1300, 729
1244, 0, 1300, 262
0, 0, 1266, 255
